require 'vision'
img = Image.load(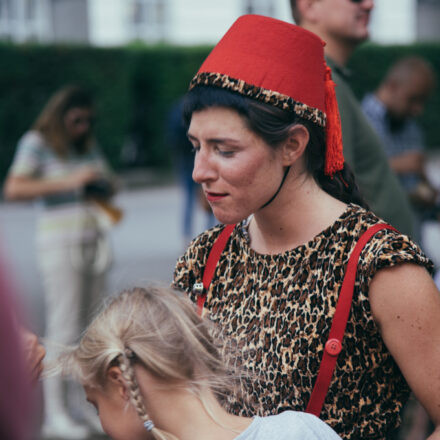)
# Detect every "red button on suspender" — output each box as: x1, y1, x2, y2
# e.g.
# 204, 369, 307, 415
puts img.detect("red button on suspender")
325, 338, 342, 356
